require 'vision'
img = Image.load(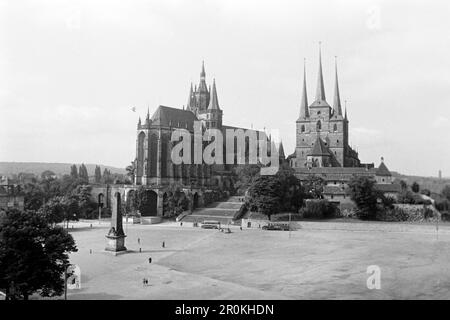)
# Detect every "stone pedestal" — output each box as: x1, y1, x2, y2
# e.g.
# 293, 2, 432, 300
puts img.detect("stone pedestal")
105, 234, 127, 252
